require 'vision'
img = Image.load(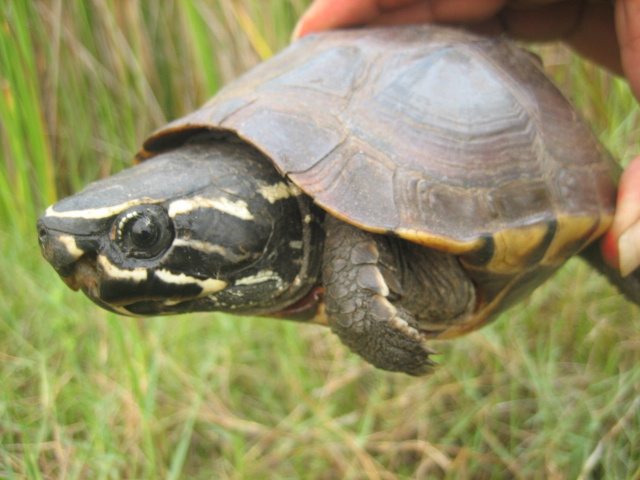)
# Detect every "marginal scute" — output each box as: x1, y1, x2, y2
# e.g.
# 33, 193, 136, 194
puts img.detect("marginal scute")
394, 228, 485, 254
543, 214, 610, 263
480, 223, 553, 274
